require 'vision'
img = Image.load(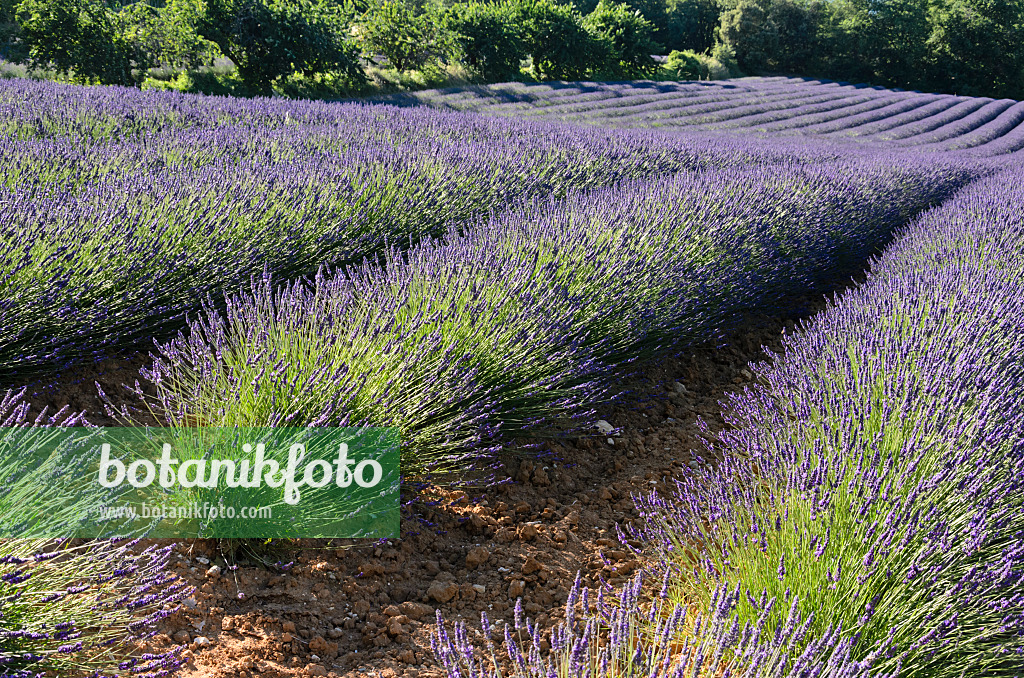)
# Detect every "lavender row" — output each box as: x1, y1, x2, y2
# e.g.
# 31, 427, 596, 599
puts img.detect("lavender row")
128, 153, 977, 482
923, 101, 1024, 151
866, 97, 990, 140
374, 78, 825, 117
601, 87, 861, 127
717, 93, 898, 131
431, 160, 1024, 678
588, 88, 864, 127
892, 99, 1017, 146
798, 94, 945, 135
832, 96, 967, 138
388, 79, 863, 130
623, 166, 1024, 675
0, 390, 189, 677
